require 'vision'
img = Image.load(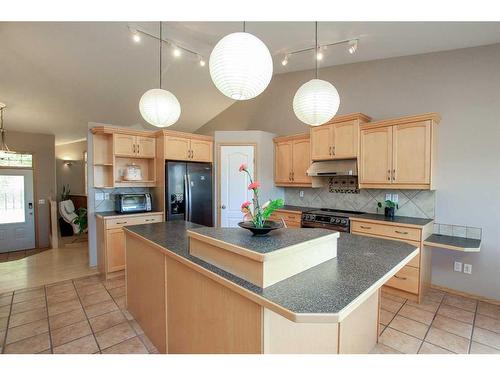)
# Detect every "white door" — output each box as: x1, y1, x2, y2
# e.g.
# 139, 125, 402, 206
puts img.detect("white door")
0, 169, 35, 252
220, 145, 255, 228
